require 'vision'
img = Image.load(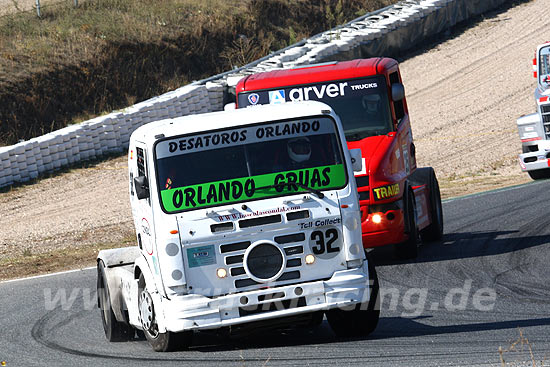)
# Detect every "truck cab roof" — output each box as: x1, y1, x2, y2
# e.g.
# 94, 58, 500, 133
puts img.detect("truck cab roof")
130, 100, 336, 145
236, 58, 399, 93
